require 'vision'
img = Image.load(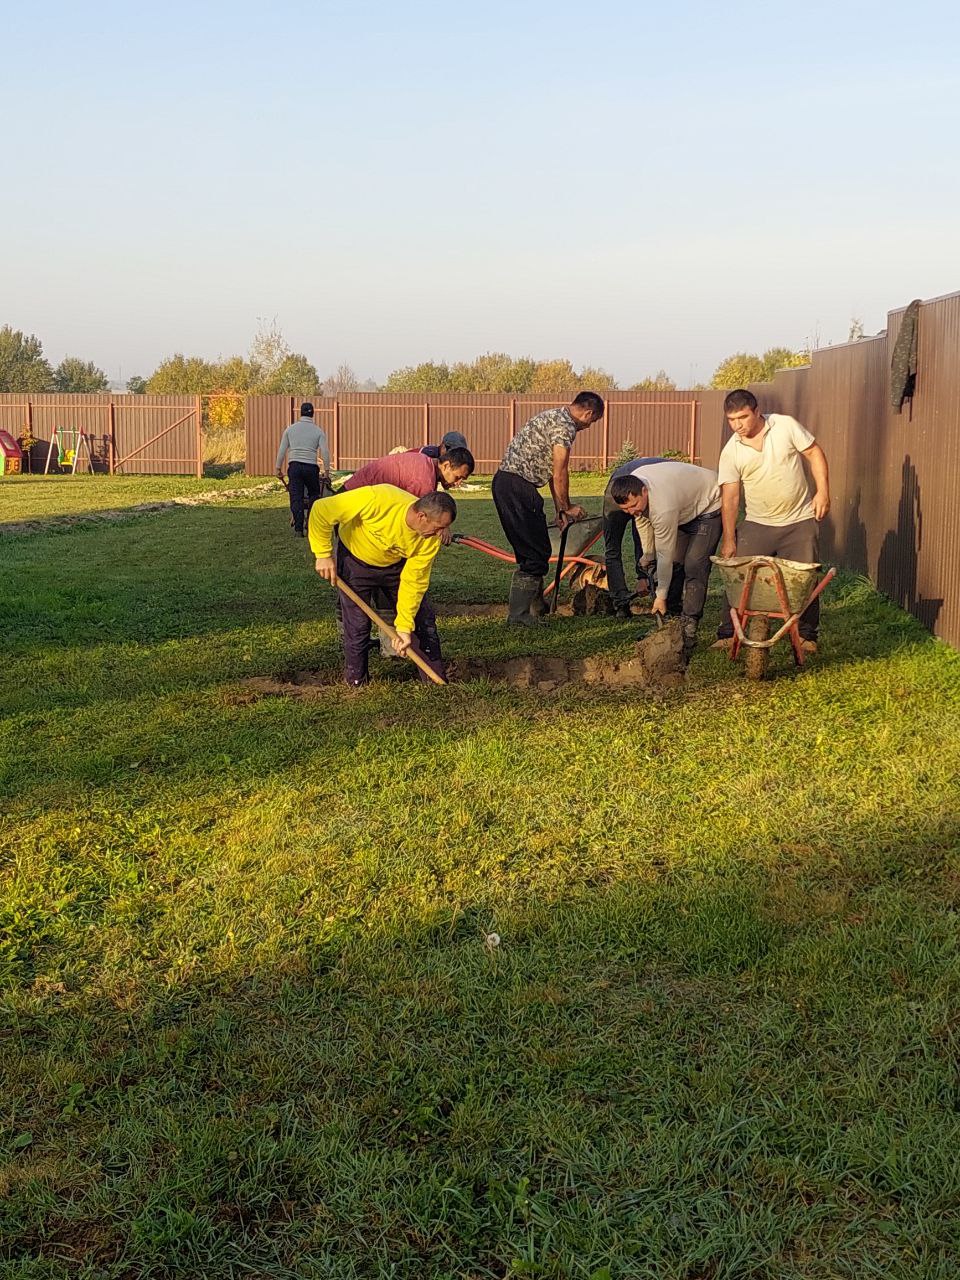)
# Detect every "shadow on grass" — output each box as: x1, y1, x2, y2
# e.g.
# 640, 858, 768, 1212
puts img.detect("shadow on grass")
3, 812, 958, 1279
